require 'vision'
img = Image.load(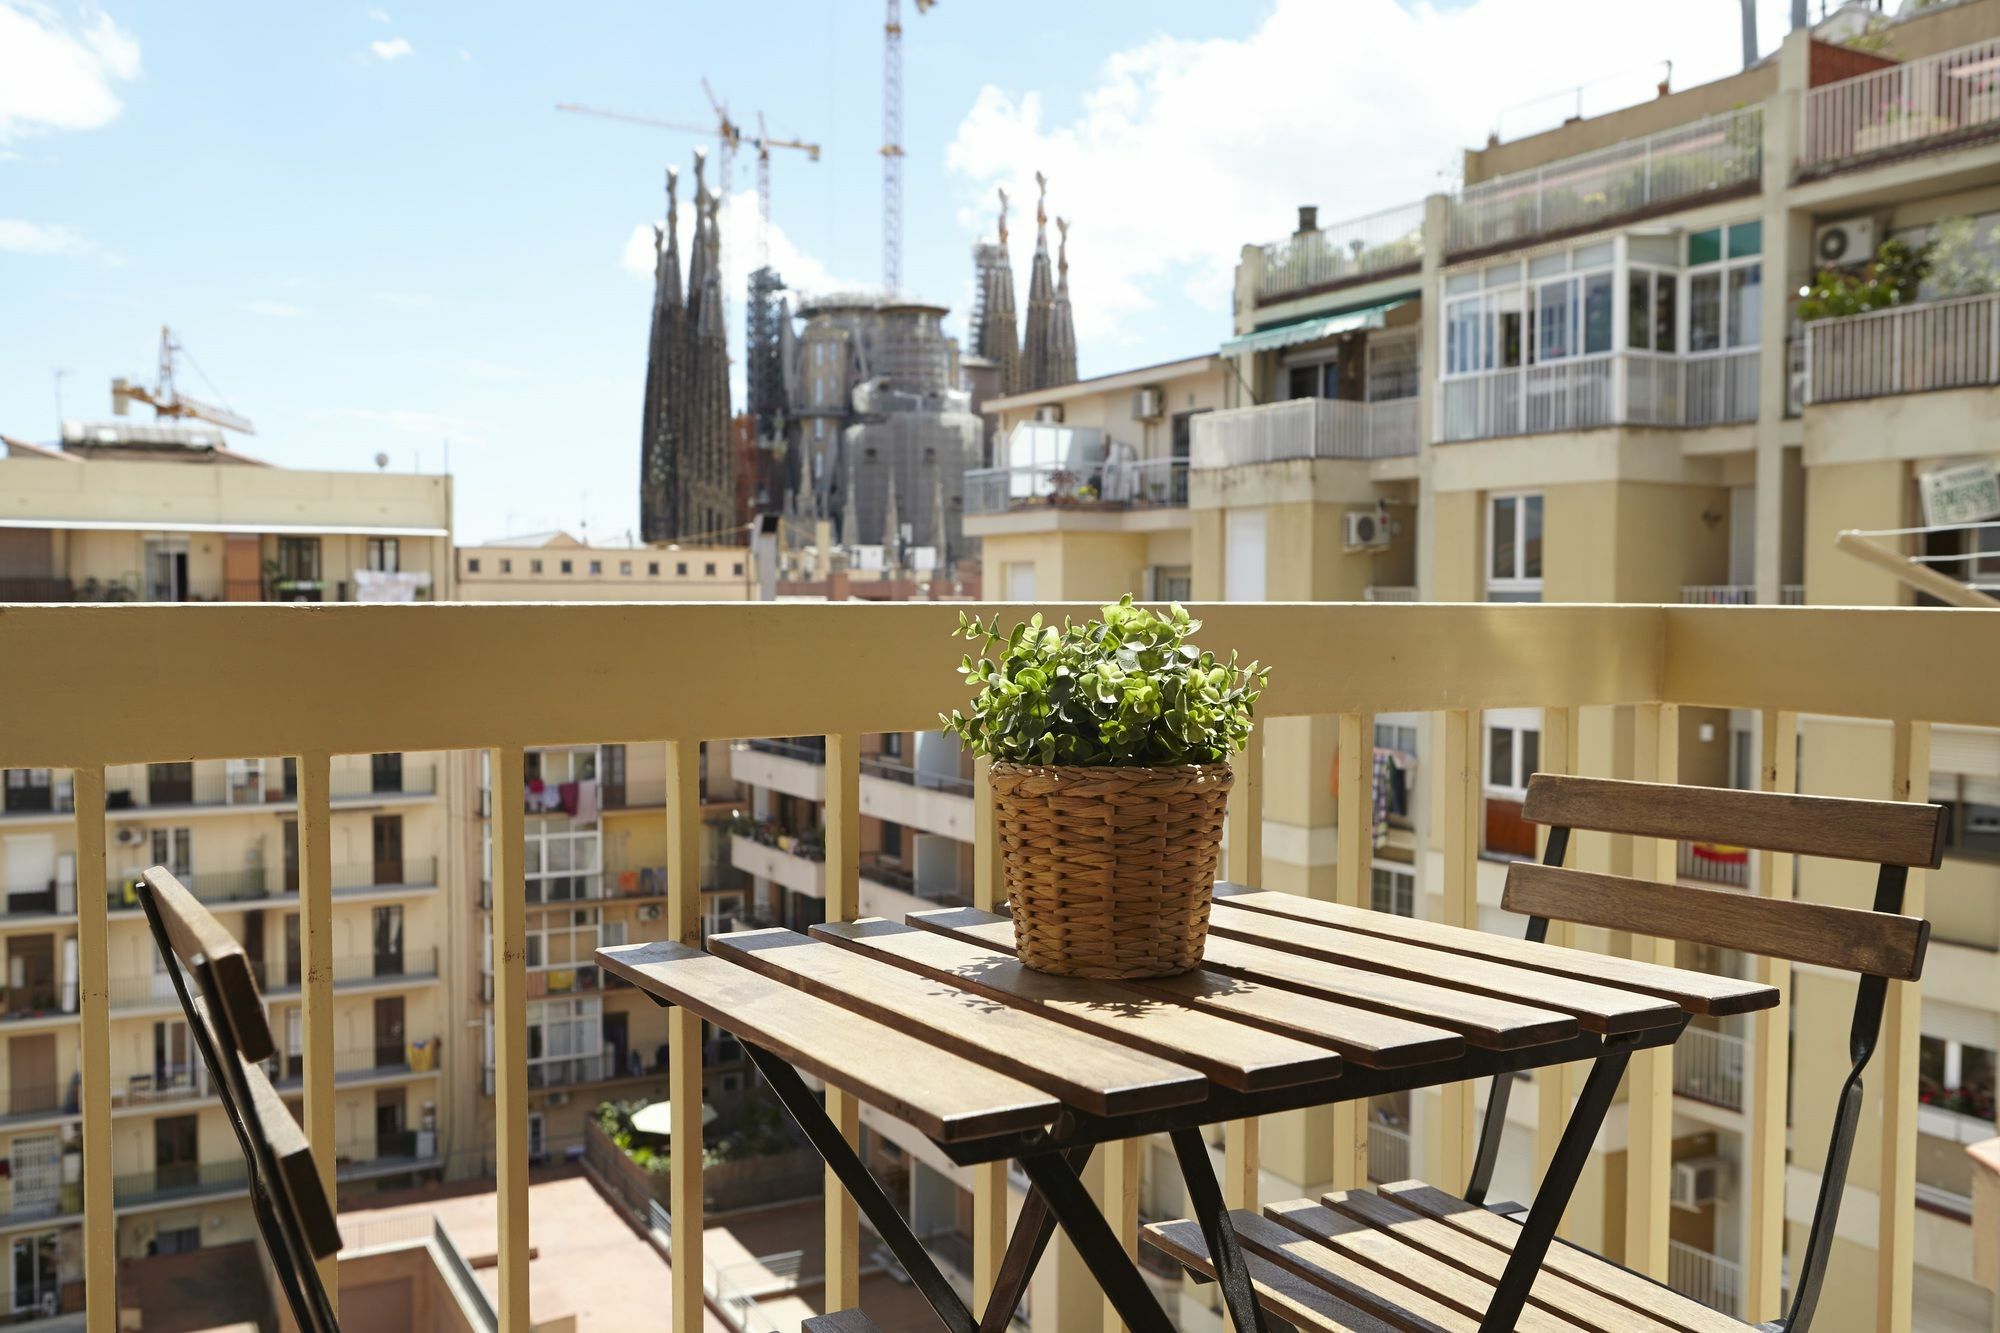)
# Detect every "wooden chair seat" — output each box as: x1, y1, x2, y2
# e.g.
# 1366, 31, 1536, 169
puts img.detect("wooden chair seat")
803, 1312, 884, 1333
1145, 1180, 1750, 1333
